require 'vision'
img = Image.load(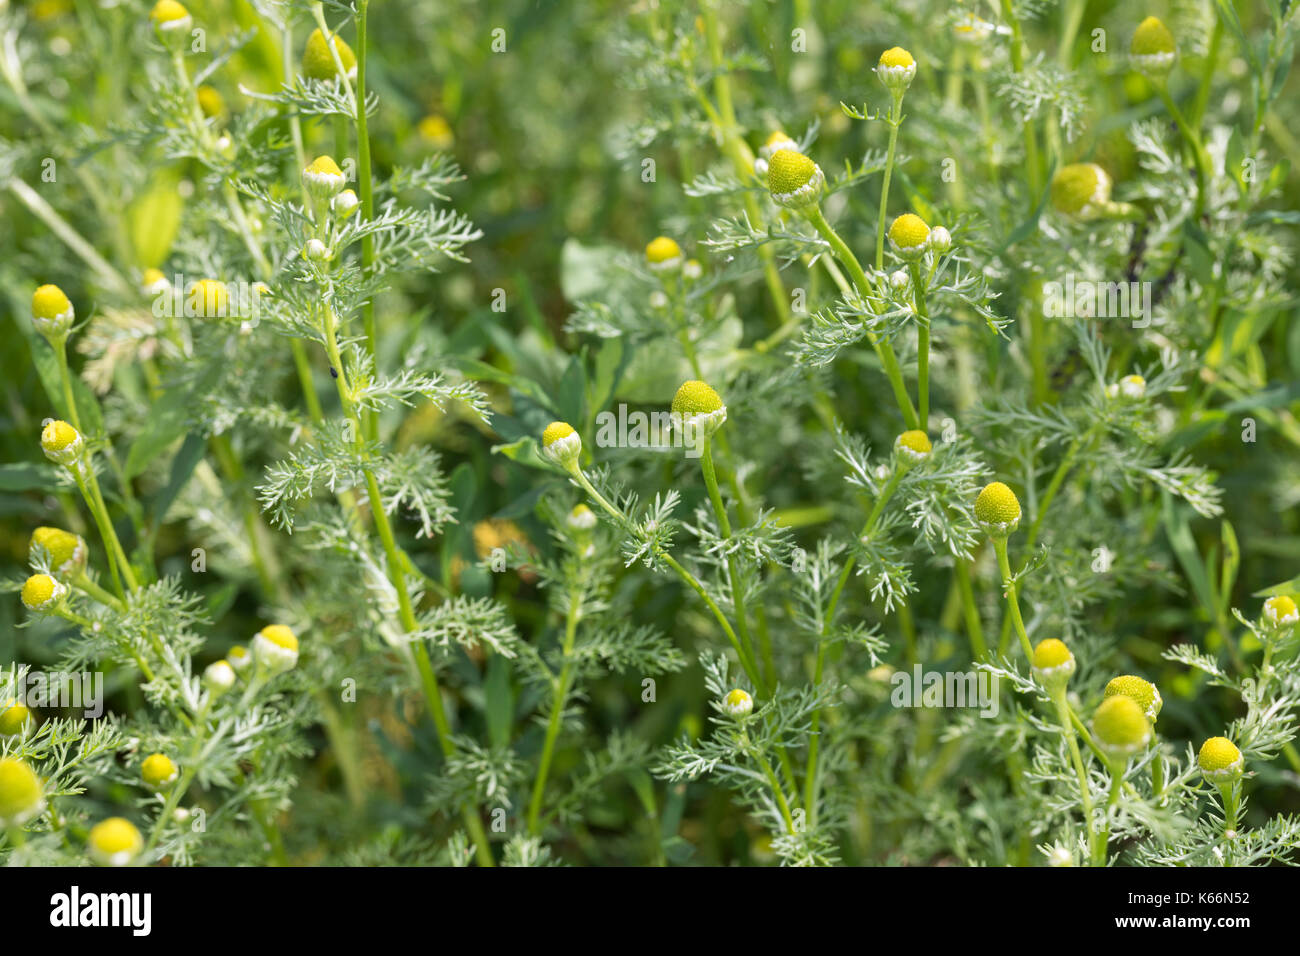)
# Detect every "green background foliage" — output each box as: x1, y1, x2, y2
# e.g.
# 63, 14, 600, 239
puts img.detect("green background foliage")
0, 0, 1298, 865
